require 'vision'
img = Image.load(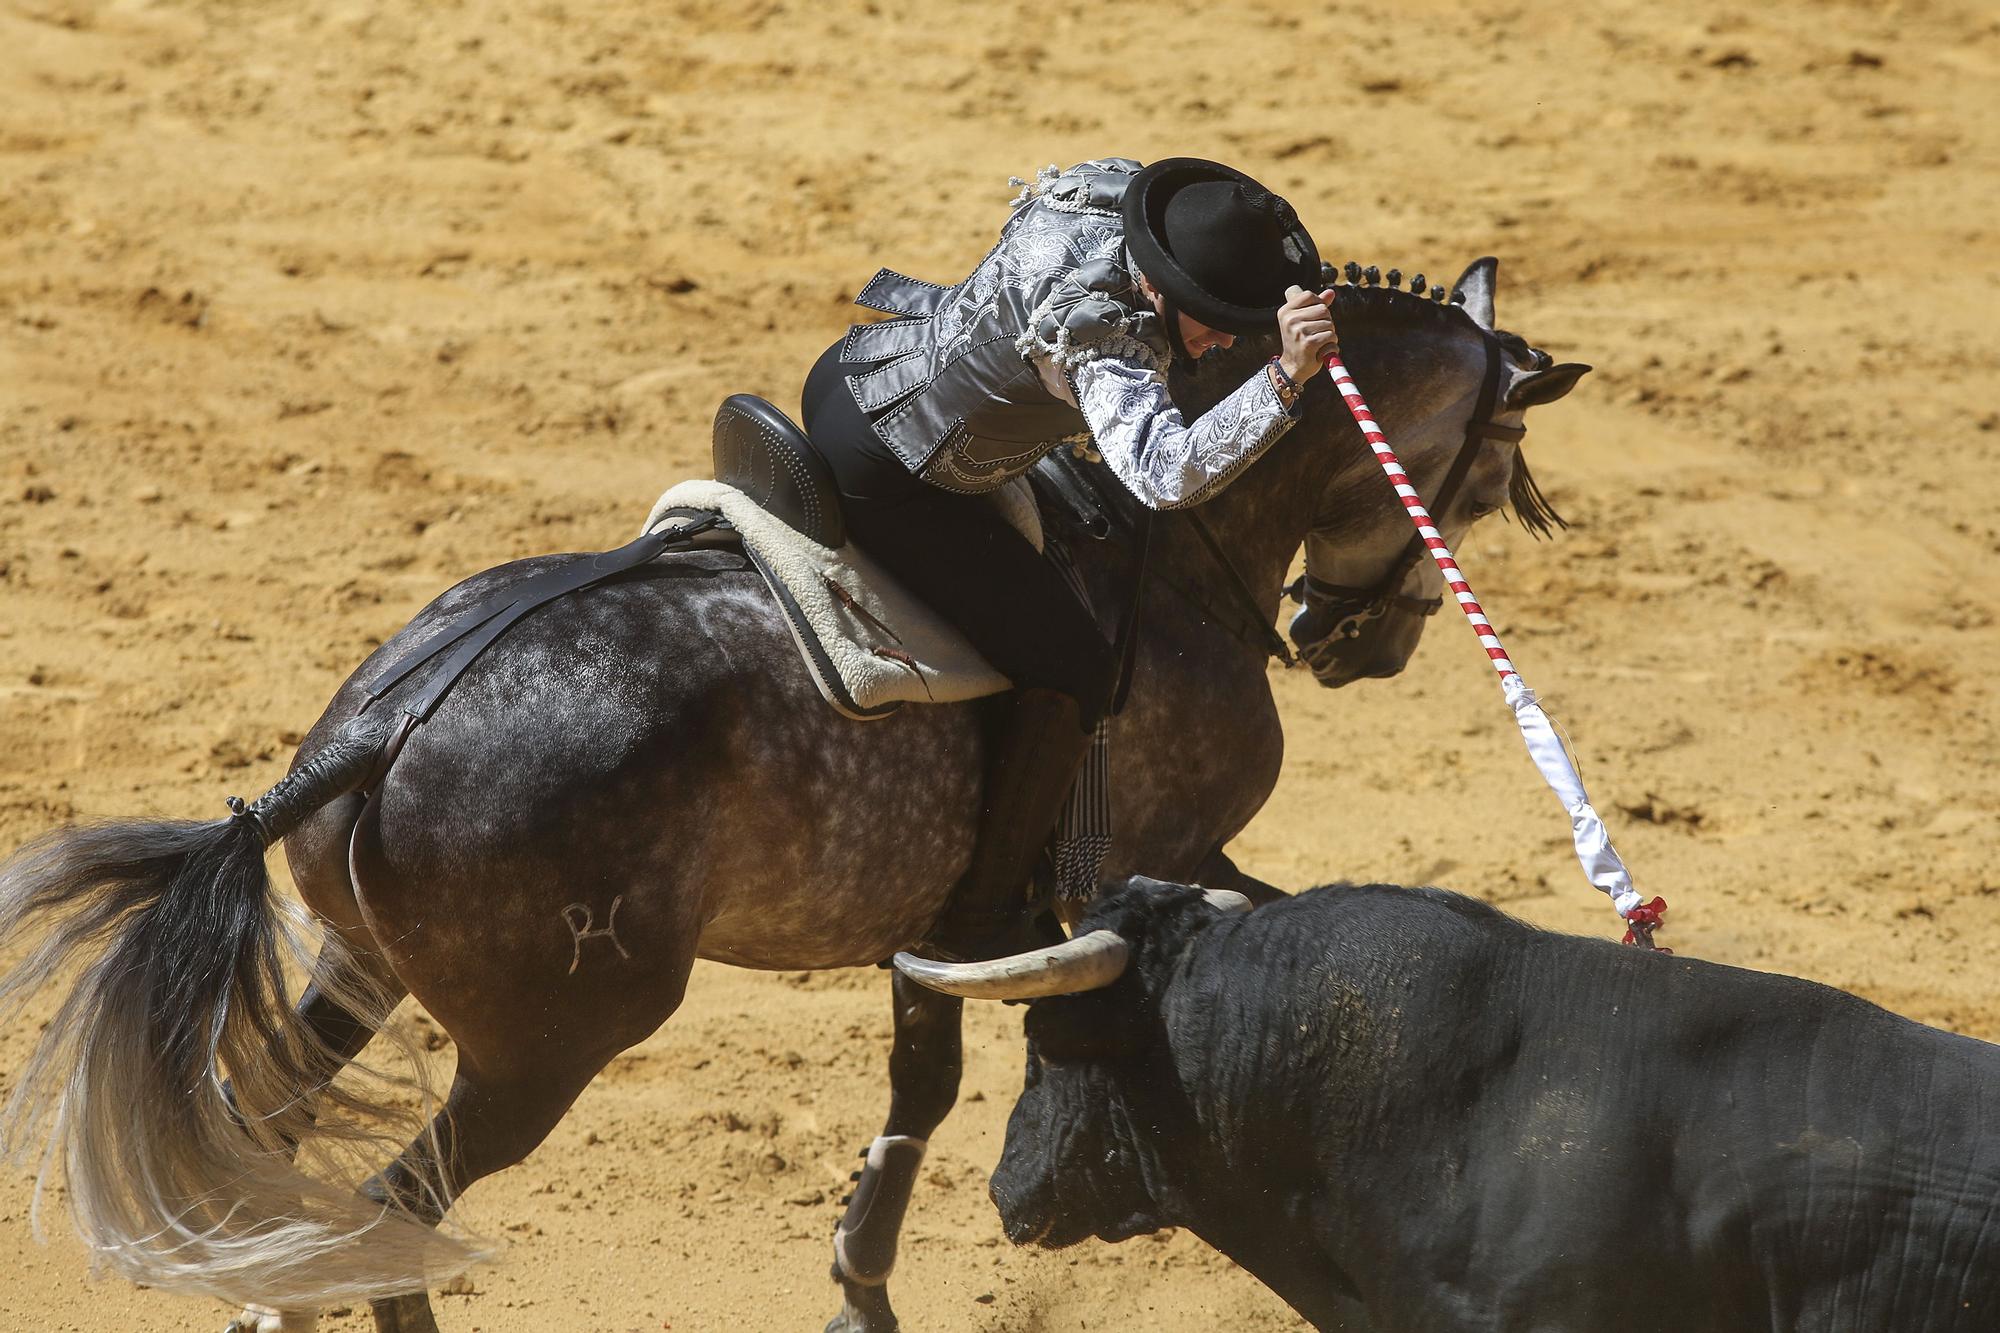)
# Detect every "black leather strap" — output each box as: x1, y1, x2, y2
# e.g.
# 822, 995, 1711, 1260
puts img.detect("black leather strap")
1184, 510, 1296, 666
1028, 450, 1118, 541
361, 516, 721, 723
1107, 510, 1154, 715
